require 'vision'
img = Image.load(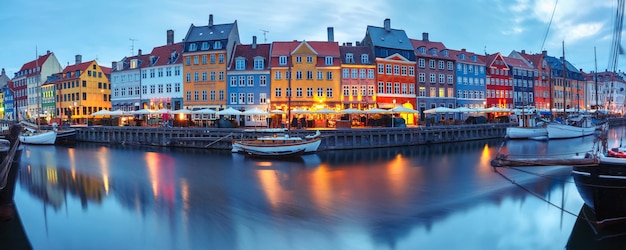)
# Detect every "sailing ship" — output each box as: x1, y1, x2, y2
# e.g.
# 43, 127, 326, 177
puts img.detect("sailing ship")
505, 107, 548, 139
